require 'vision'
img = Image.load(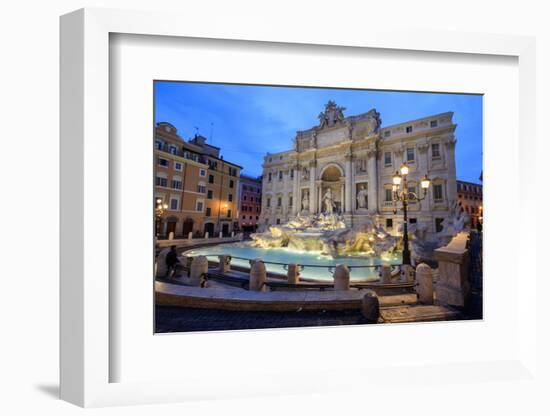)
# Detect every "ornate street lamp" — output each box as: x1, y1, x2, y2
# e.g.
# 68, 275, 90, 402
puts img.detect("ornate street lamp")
392, 163, 431, 265
155, 197, 168, 238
